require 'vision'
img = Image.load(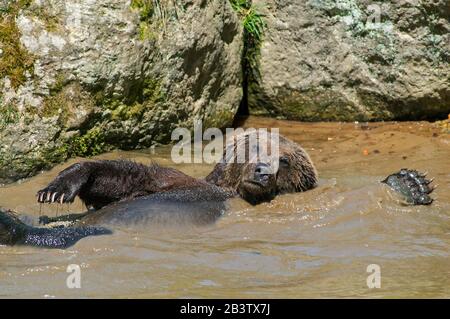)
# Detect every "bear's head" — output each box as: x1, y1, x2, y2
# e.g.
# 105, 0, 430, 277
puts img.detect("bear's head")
205, 130, 318, 205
